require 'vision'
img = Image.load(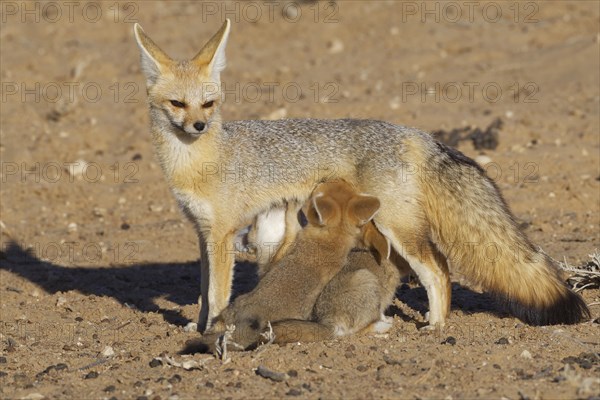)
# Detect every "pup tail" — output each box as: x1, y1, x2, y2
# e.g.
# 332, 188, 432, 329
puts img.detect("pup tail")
422, 142, 590, 325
